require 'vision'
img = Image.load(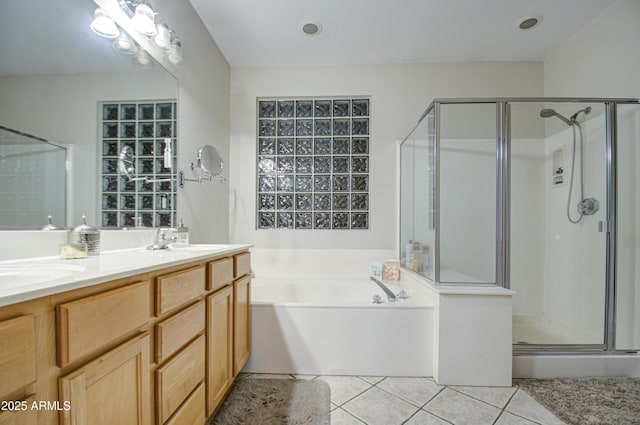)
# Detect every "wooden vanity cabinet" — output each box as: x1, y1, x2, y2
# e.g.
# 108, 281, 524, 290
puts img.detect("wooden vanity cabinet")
0, 248, 251, 425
